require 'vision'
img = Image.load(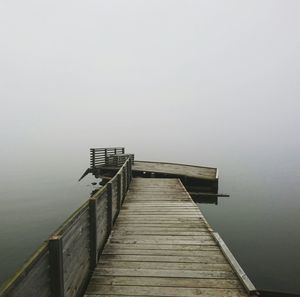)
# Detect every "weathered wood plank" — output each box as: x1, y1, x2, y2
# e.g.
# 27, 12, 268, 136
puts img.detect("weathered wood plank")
113, 225, 209, 230
114, 223, 207, 228
102, 247, 222, 256
132, 161, 218, 180
92, 267, 236, 279
120, 209, 201, 212
115, 217, 204, 222
87, 276, 242, 289
110, 238, 216, 245
121, 207, 198, 210
110, 234, 213, 241
85, 285, 247, 296
103, 243, 219, 251
212, 232, 256, 294
97, 261, 232, 271
112, 230, 210, 236
62, 209, 89, 251
99, 254, 227, 264
0, 249, 51, 297
117, 215, 202, 219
